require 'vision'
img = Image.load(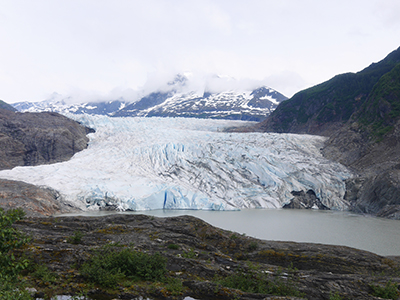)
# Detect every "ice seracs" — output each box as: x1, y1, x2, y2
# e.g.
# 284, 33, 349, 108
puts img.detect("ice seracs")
0, 115, 352, 211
